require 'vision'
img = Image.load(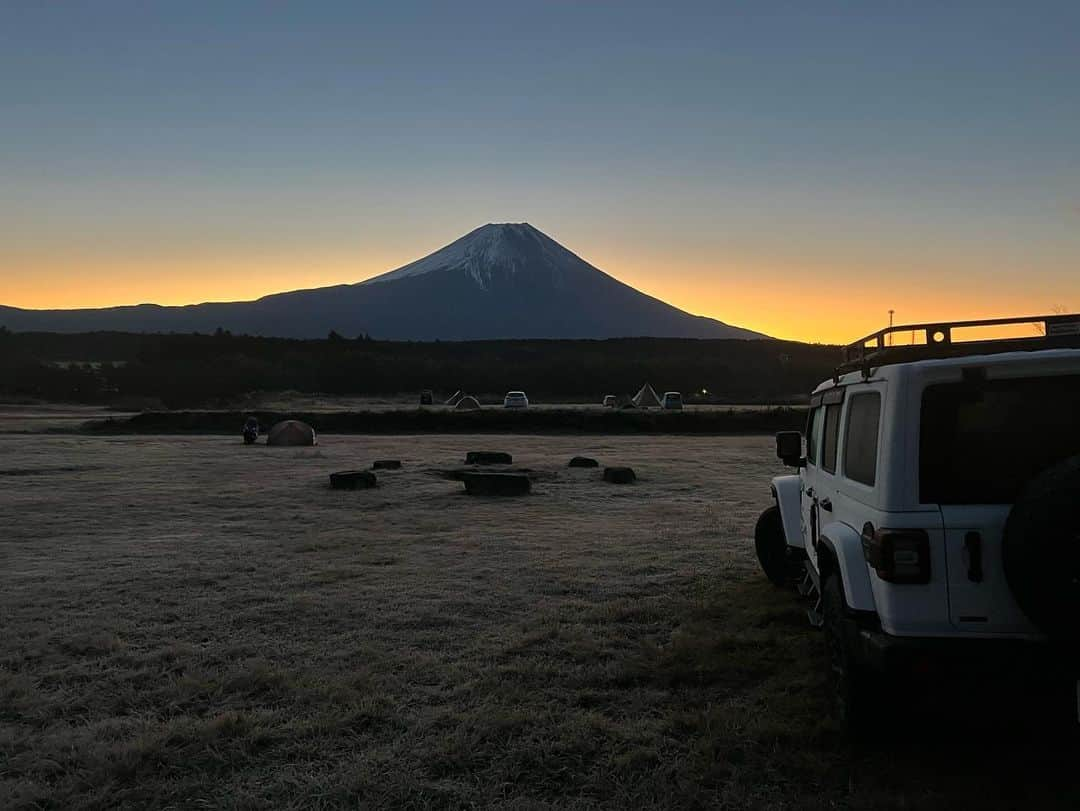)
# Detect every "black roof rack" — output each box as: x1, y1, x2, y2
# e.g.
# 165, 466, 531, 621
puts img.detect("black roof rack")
838, 313, 1080, 377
